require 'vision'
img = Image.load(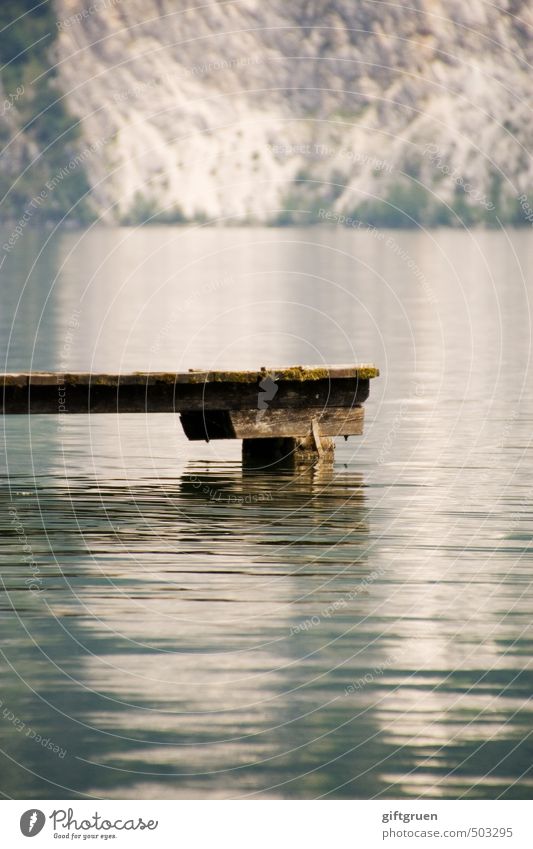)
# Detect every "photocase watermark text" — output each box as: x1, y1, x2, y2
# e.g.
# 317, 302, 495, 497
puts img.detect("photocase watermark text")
423, 143, 495, 211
